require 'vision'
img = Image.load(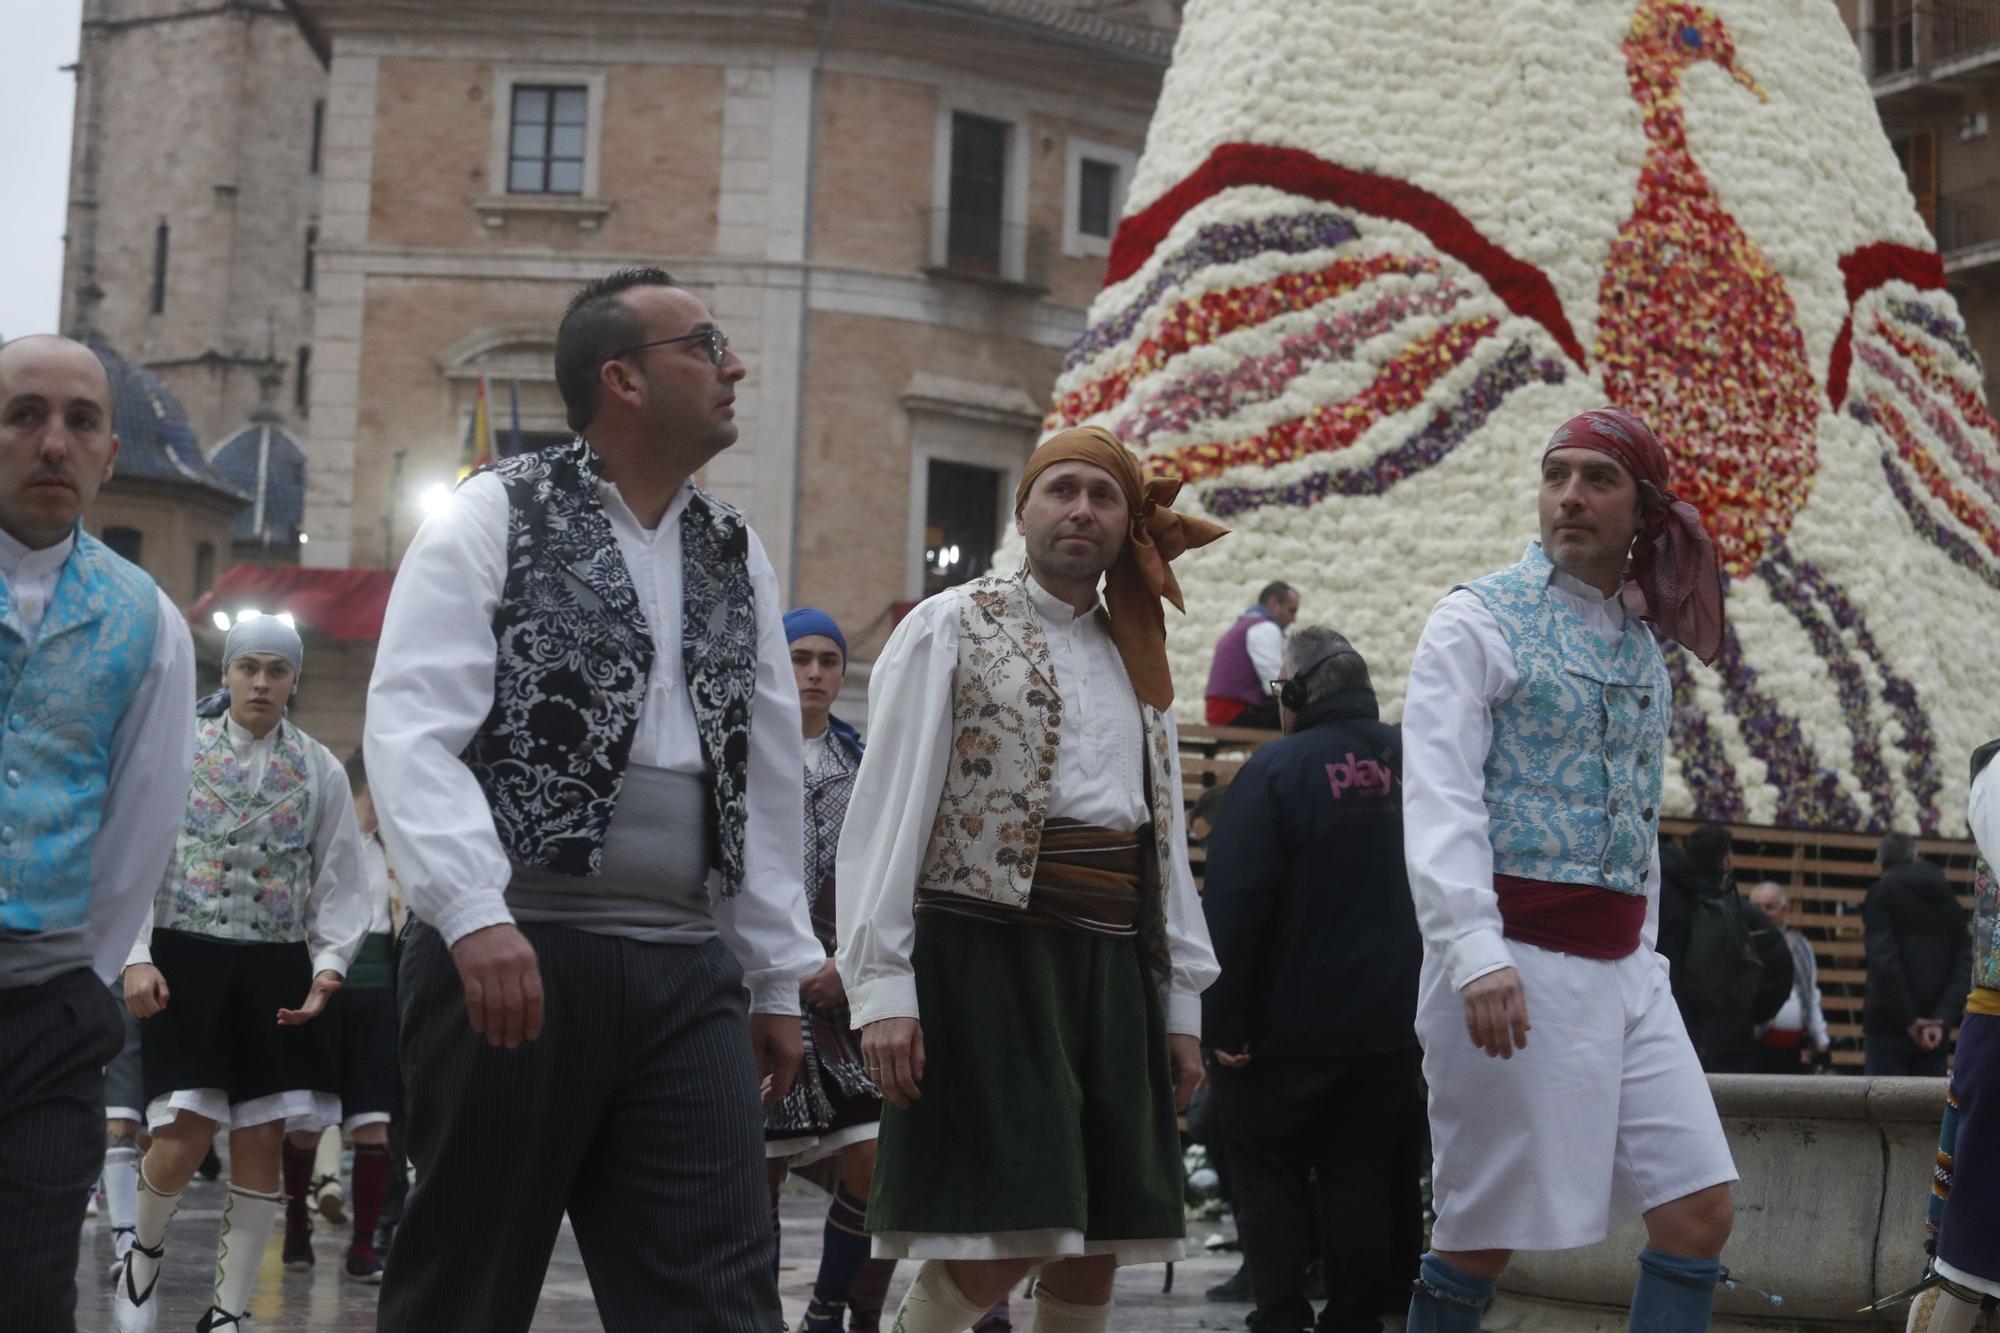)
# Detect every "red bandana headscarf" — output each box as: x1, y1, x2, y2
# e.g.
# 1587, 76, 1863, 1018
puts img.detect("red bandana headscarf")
1543, 409, 1725, 666
1015, 426, 1228, 710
